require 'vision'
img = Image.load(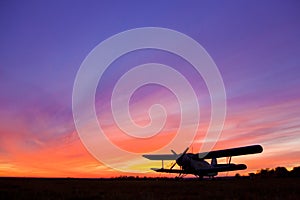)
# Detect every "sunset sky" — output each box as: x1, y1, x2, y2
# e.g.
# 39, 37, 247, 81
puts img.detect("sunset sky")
1, 0, 300, 178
